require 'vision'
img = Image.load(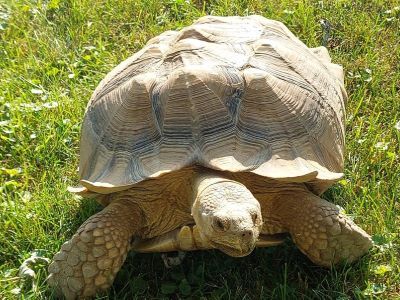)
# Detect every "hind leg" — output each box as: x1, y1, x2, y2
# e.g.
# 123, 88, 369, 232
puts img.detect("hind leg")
48, 199, 143, 299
